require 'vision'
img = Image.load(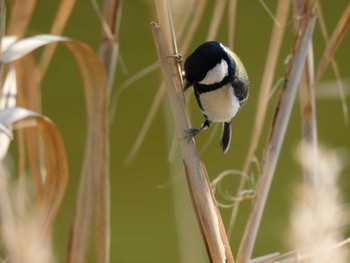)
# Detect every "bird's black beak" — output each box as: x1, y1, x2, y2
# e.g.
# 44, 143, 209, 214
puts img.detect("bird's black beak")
183, 81, 192, 91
